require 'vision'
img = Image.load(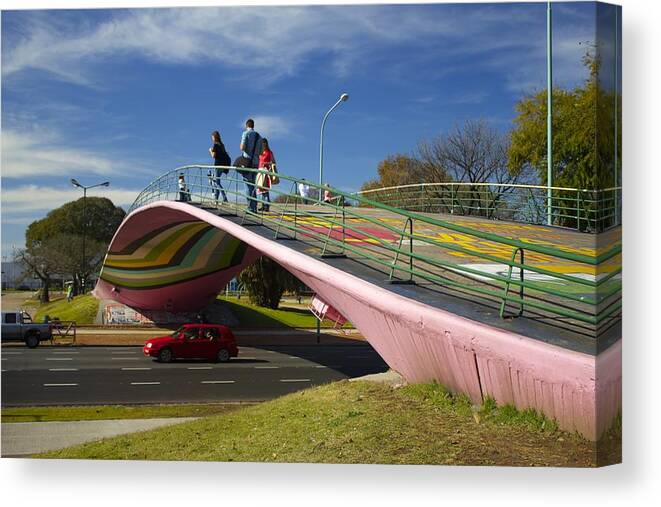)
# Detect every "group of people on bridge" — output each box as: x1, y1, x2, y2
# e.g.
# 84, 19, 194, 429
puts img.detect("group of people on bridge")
177, 118, 338, 211
176, 118, 277, 212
